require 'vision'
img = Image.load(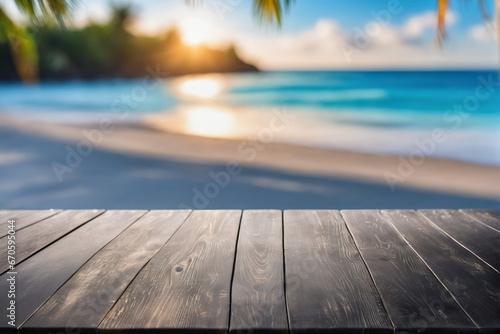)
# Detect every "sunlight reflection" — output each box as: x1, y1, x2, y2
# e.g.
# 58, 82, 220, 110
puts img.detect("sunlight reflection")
184, 107, 235, 137
181, 18, 209, 46
179, 78, 221, 99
